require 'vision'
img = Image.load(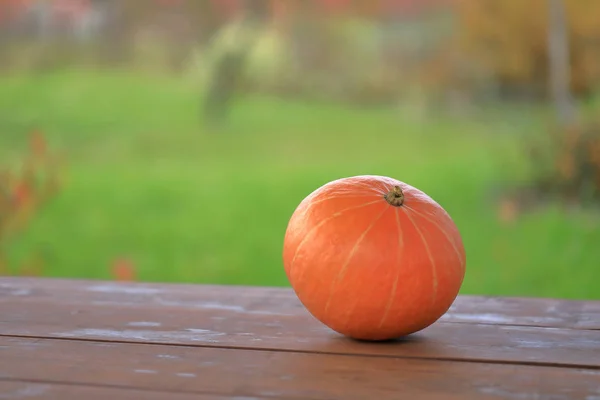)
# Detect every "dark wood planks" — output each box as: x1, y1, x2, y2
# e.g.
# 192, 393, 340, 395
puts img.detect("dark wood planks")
2, 336, 600, 400
0, 381, 229, 400
1, 277, 598, 330
3, 300, 600, 369
1, 278, 599, 369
